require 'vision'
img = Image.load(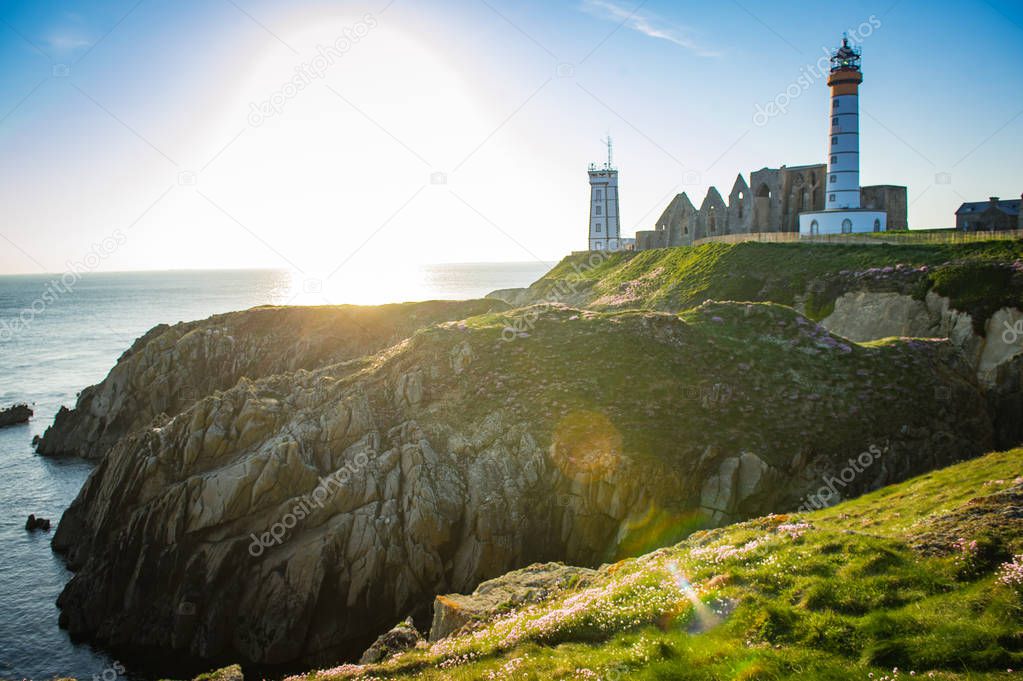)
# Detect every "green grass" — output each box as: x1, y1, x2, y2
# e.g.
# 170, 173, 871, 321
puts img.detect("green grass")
521, 241, 1023, 327
286, 450, 1023, 681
